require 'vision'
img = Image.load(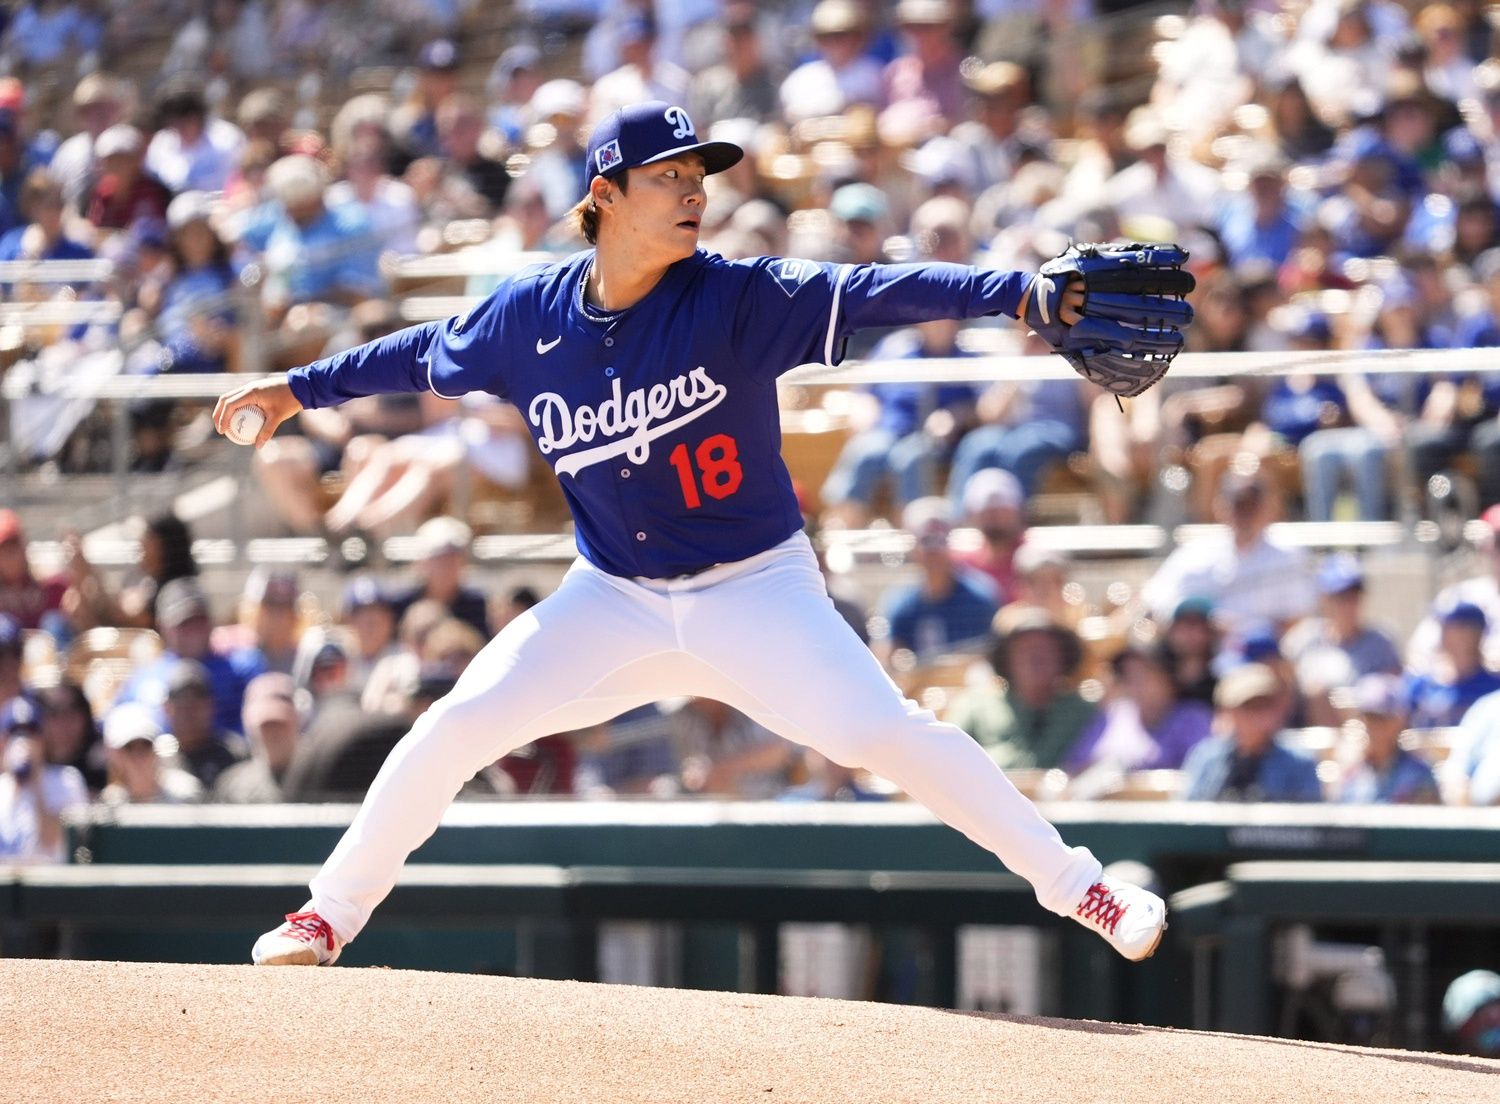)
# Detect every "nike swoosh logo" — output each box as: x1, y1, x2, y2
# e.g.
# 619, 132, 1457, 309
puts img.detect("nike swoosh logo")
536, 336, 562, 355
1035, 275, 1054, 325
